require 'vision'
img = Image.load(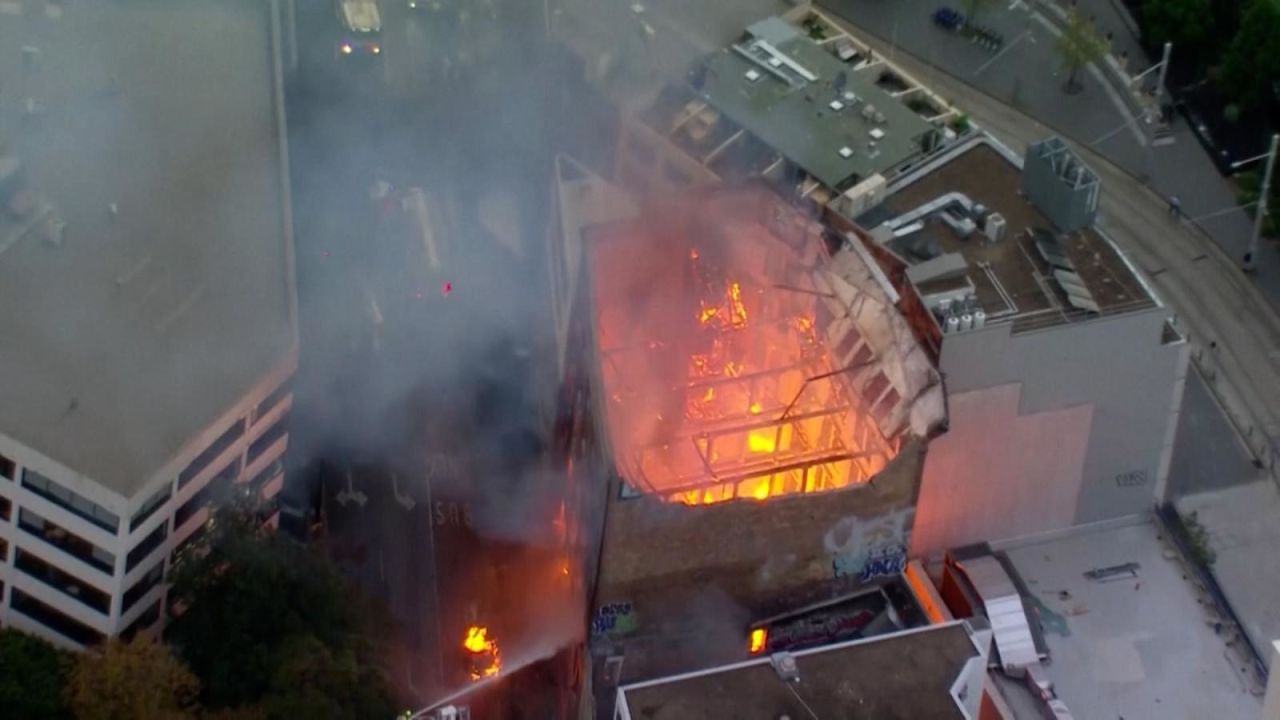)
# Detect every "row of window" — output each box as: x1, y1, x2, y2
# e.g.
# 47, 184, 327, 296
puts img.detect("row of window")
22, 469, 120, 533
14, 548, 111, 614
179, 420, 245, 489
10, 587, 104, 647
175, 460, 238, 530
123, 563, 164, 615
130, 483, 172, 533
19, 508, 116, 574
174, 384, 290, 492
